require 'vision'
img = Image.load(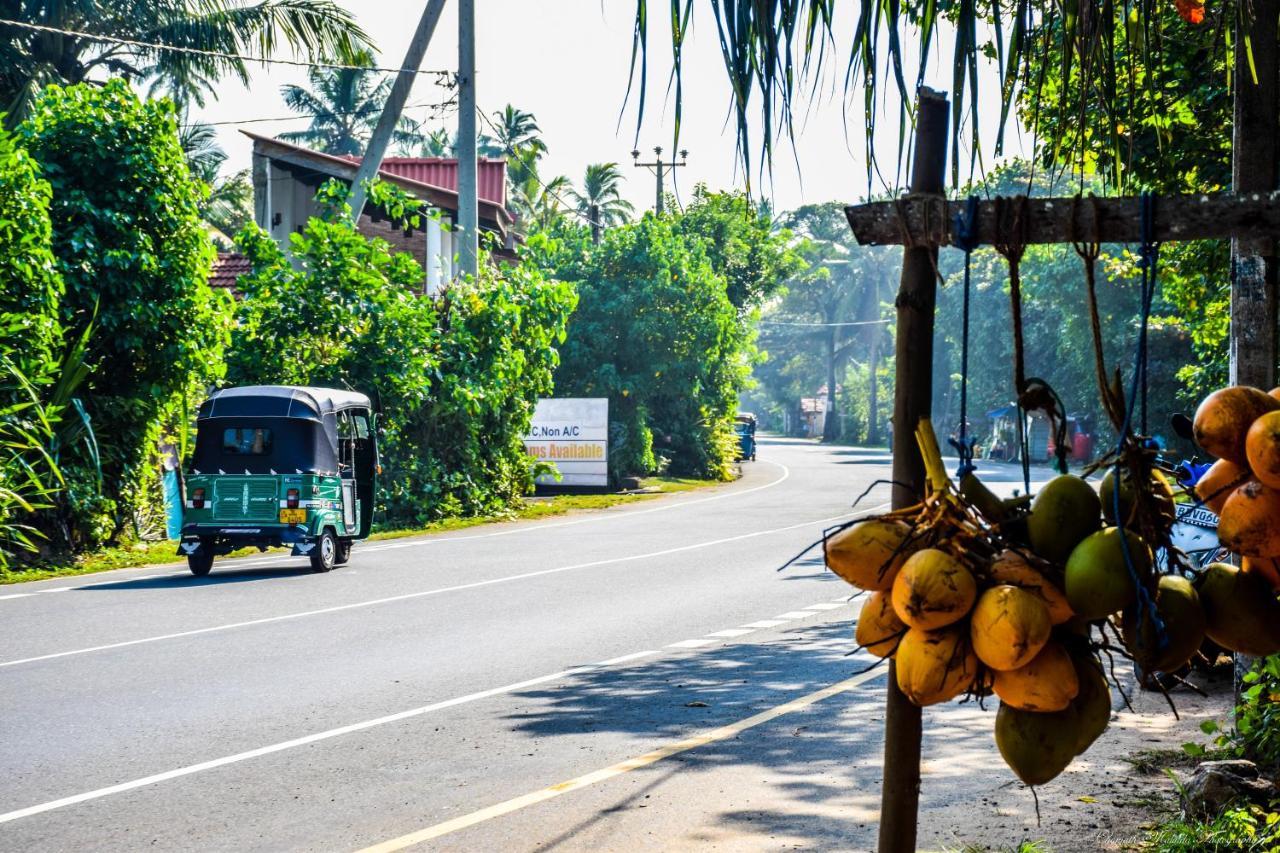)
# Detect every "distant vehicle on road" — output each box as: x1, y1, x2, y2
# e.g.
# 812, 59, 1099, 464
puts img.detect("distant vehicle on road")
178, 385, 378, 576
734, 413, 757, 461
